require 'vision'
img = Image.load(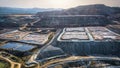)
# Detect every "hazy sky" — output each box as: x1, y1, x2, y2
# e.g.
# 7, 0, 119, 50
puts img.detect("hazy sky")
0, 0, 120, 8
